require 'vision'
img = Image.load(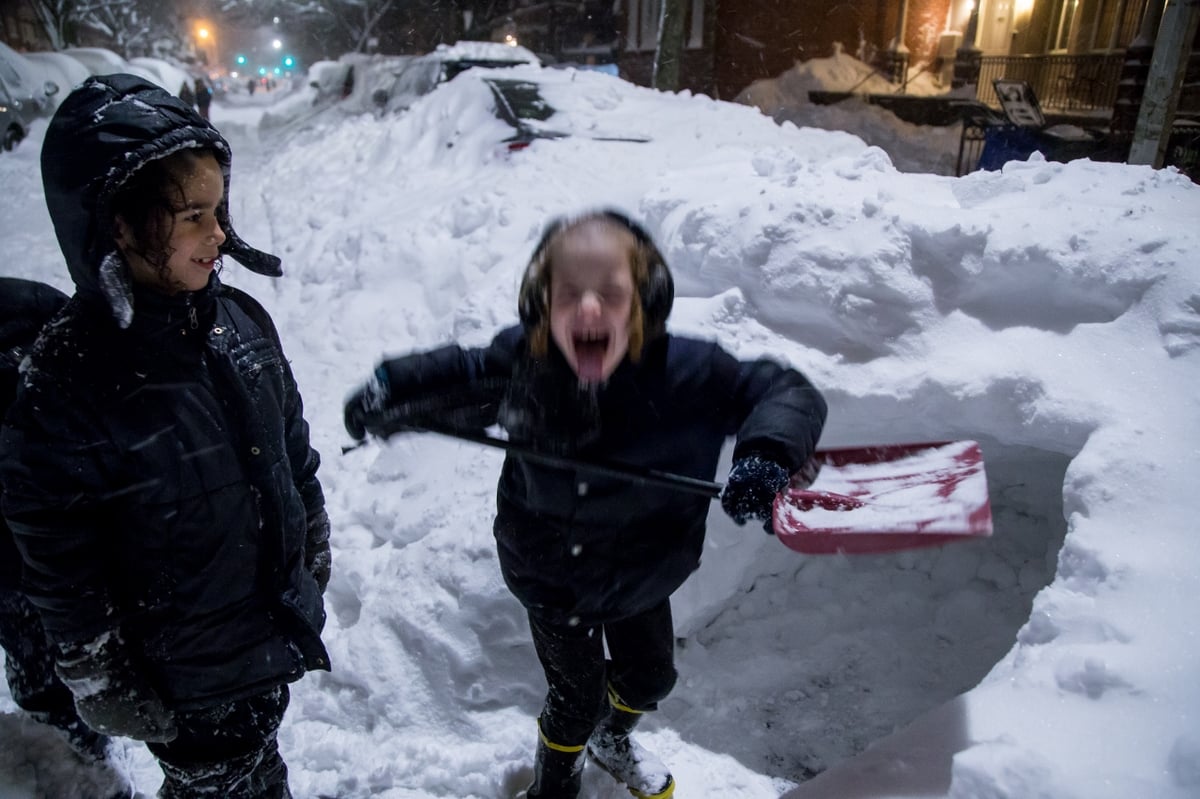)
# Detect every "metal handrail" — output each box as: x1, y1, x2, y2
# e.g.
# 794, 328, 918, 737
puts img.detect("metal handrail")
976, 53, 1125, 114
